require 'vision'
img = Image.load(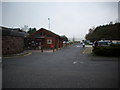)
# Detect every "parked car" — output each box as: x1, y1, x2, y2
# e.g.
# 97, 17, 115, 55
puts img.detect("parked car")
89, 42, 93, 45
112, 41, 120, 44
97, 41, 111, 46
93, 40, 112, 47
